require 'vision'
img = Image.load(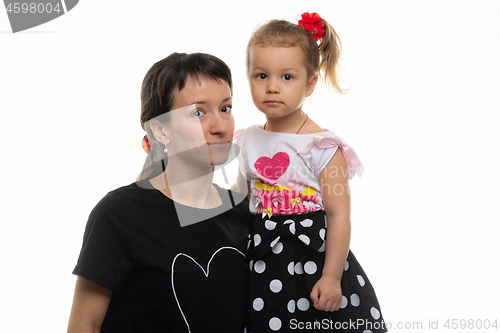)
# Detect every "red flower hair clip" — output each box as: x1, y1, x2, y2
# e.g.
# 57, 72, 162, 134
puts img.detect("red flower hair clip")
298, 12, 325, 42
142, 134, 150, 153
